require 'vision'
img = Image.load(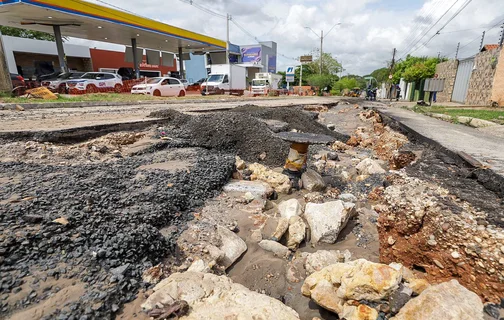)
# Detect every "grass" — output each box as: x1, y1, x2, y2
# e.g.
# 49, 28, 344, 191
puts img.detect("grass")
408, 105, 504, 124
